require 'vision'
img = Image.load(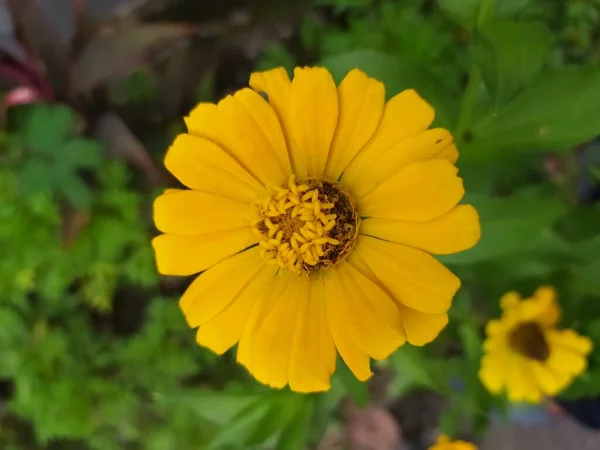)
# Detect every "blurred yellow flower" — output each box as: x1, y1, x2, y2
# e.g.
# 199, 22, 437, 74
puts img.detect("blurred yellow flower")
152, 66, 480, 392
479, 286, 593, 403
429, 434, 477, 450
